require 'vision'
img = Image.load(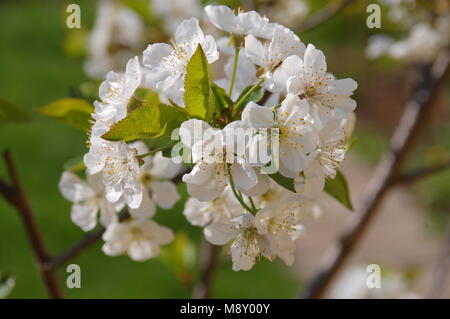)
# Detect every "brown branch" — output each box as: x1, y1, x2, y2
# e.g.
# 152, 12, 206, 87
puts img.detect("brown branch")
0, 150, 64, 299
44, 210, 130, 270
393, 160, 450, 185
301, 51, 450, 299
192, 240, 218, 299
296, 0, 358, 32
